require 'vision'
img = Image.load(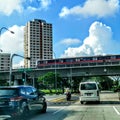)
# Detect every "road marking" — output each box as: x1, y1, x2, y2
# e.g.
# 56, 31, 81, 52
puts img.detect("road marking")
52, 106, 66, 115
113, 106, 120, 115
